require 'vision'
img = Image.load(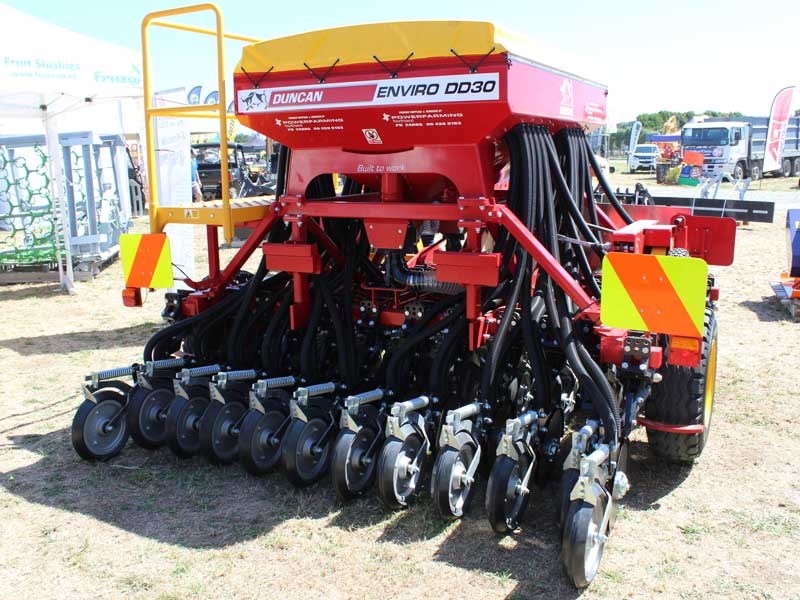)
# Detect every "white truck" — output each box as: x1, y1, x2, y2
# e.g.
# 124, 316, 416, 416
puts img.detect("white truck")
681, 116, 800, 180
